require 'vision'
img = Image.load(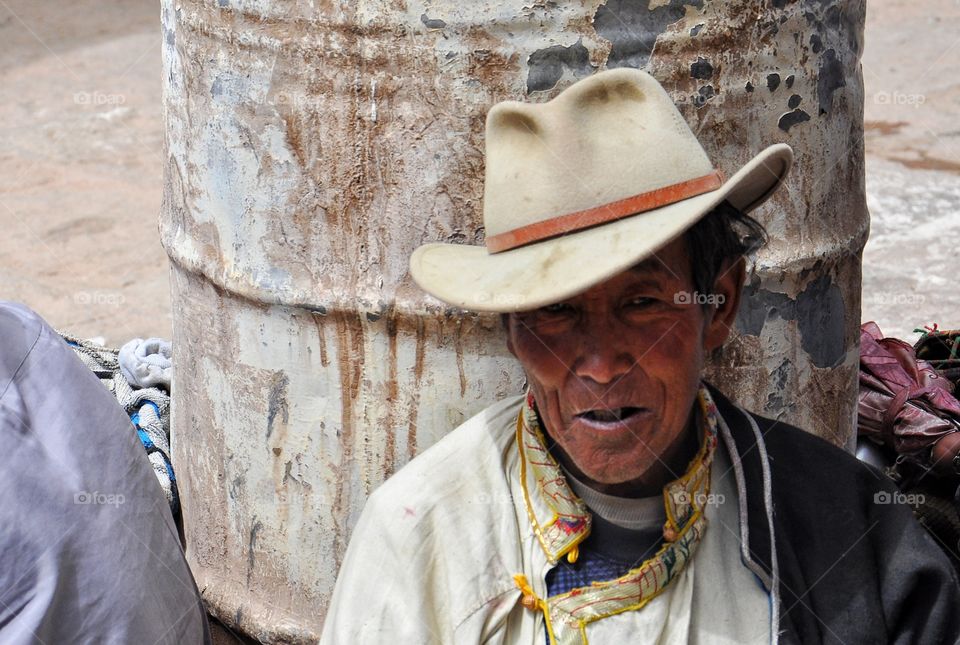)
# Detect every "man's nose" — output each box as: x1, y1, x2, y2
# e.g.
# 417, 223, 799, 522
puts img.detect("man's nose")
570, 319, 635, 385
